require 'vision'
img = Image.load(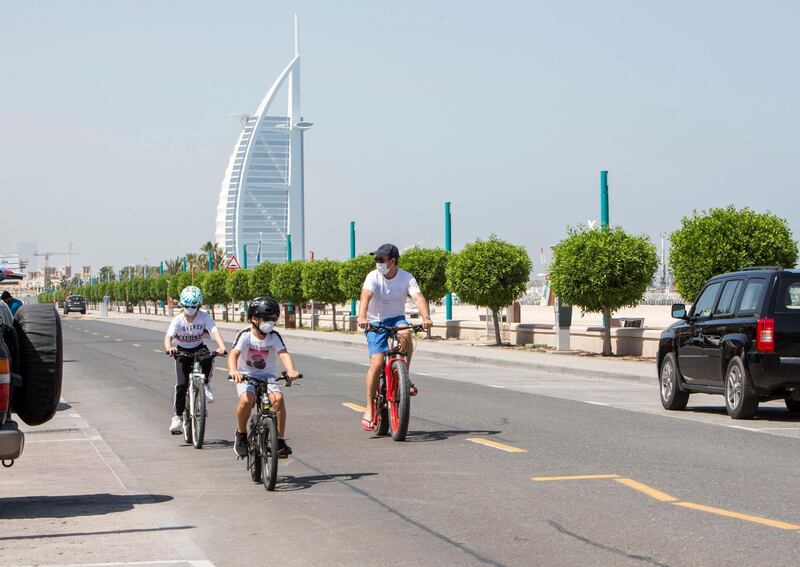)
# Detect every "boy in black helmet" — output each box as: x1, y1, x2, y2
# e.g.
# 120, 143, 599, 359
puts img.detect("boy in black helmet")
229, 296, 300, 459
